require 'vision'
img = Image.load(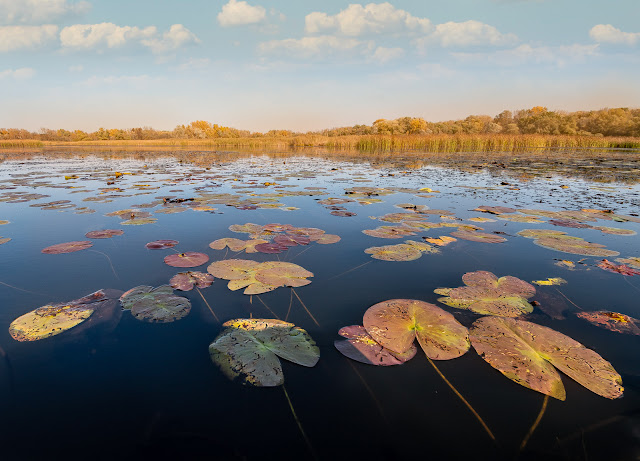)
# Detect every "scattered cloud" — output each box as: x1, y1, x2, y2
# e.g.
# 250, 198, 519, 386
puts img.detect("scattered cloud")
68, 64, 83, 72
0, 25, 58, 52
590, 24, 639, 46
141, 24, 200, 54
305, 2, 431, 36
452, 43, 599, 67
0, 67, 36, 79
173, 57, 212, 71
83, 74, 150, 87
371, 46, 404, 63
417, 20, 517, 48
258, 35, 372, 58
0, 0, 90, 25
59, 23, 198, 53
218, 0, 266, 27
